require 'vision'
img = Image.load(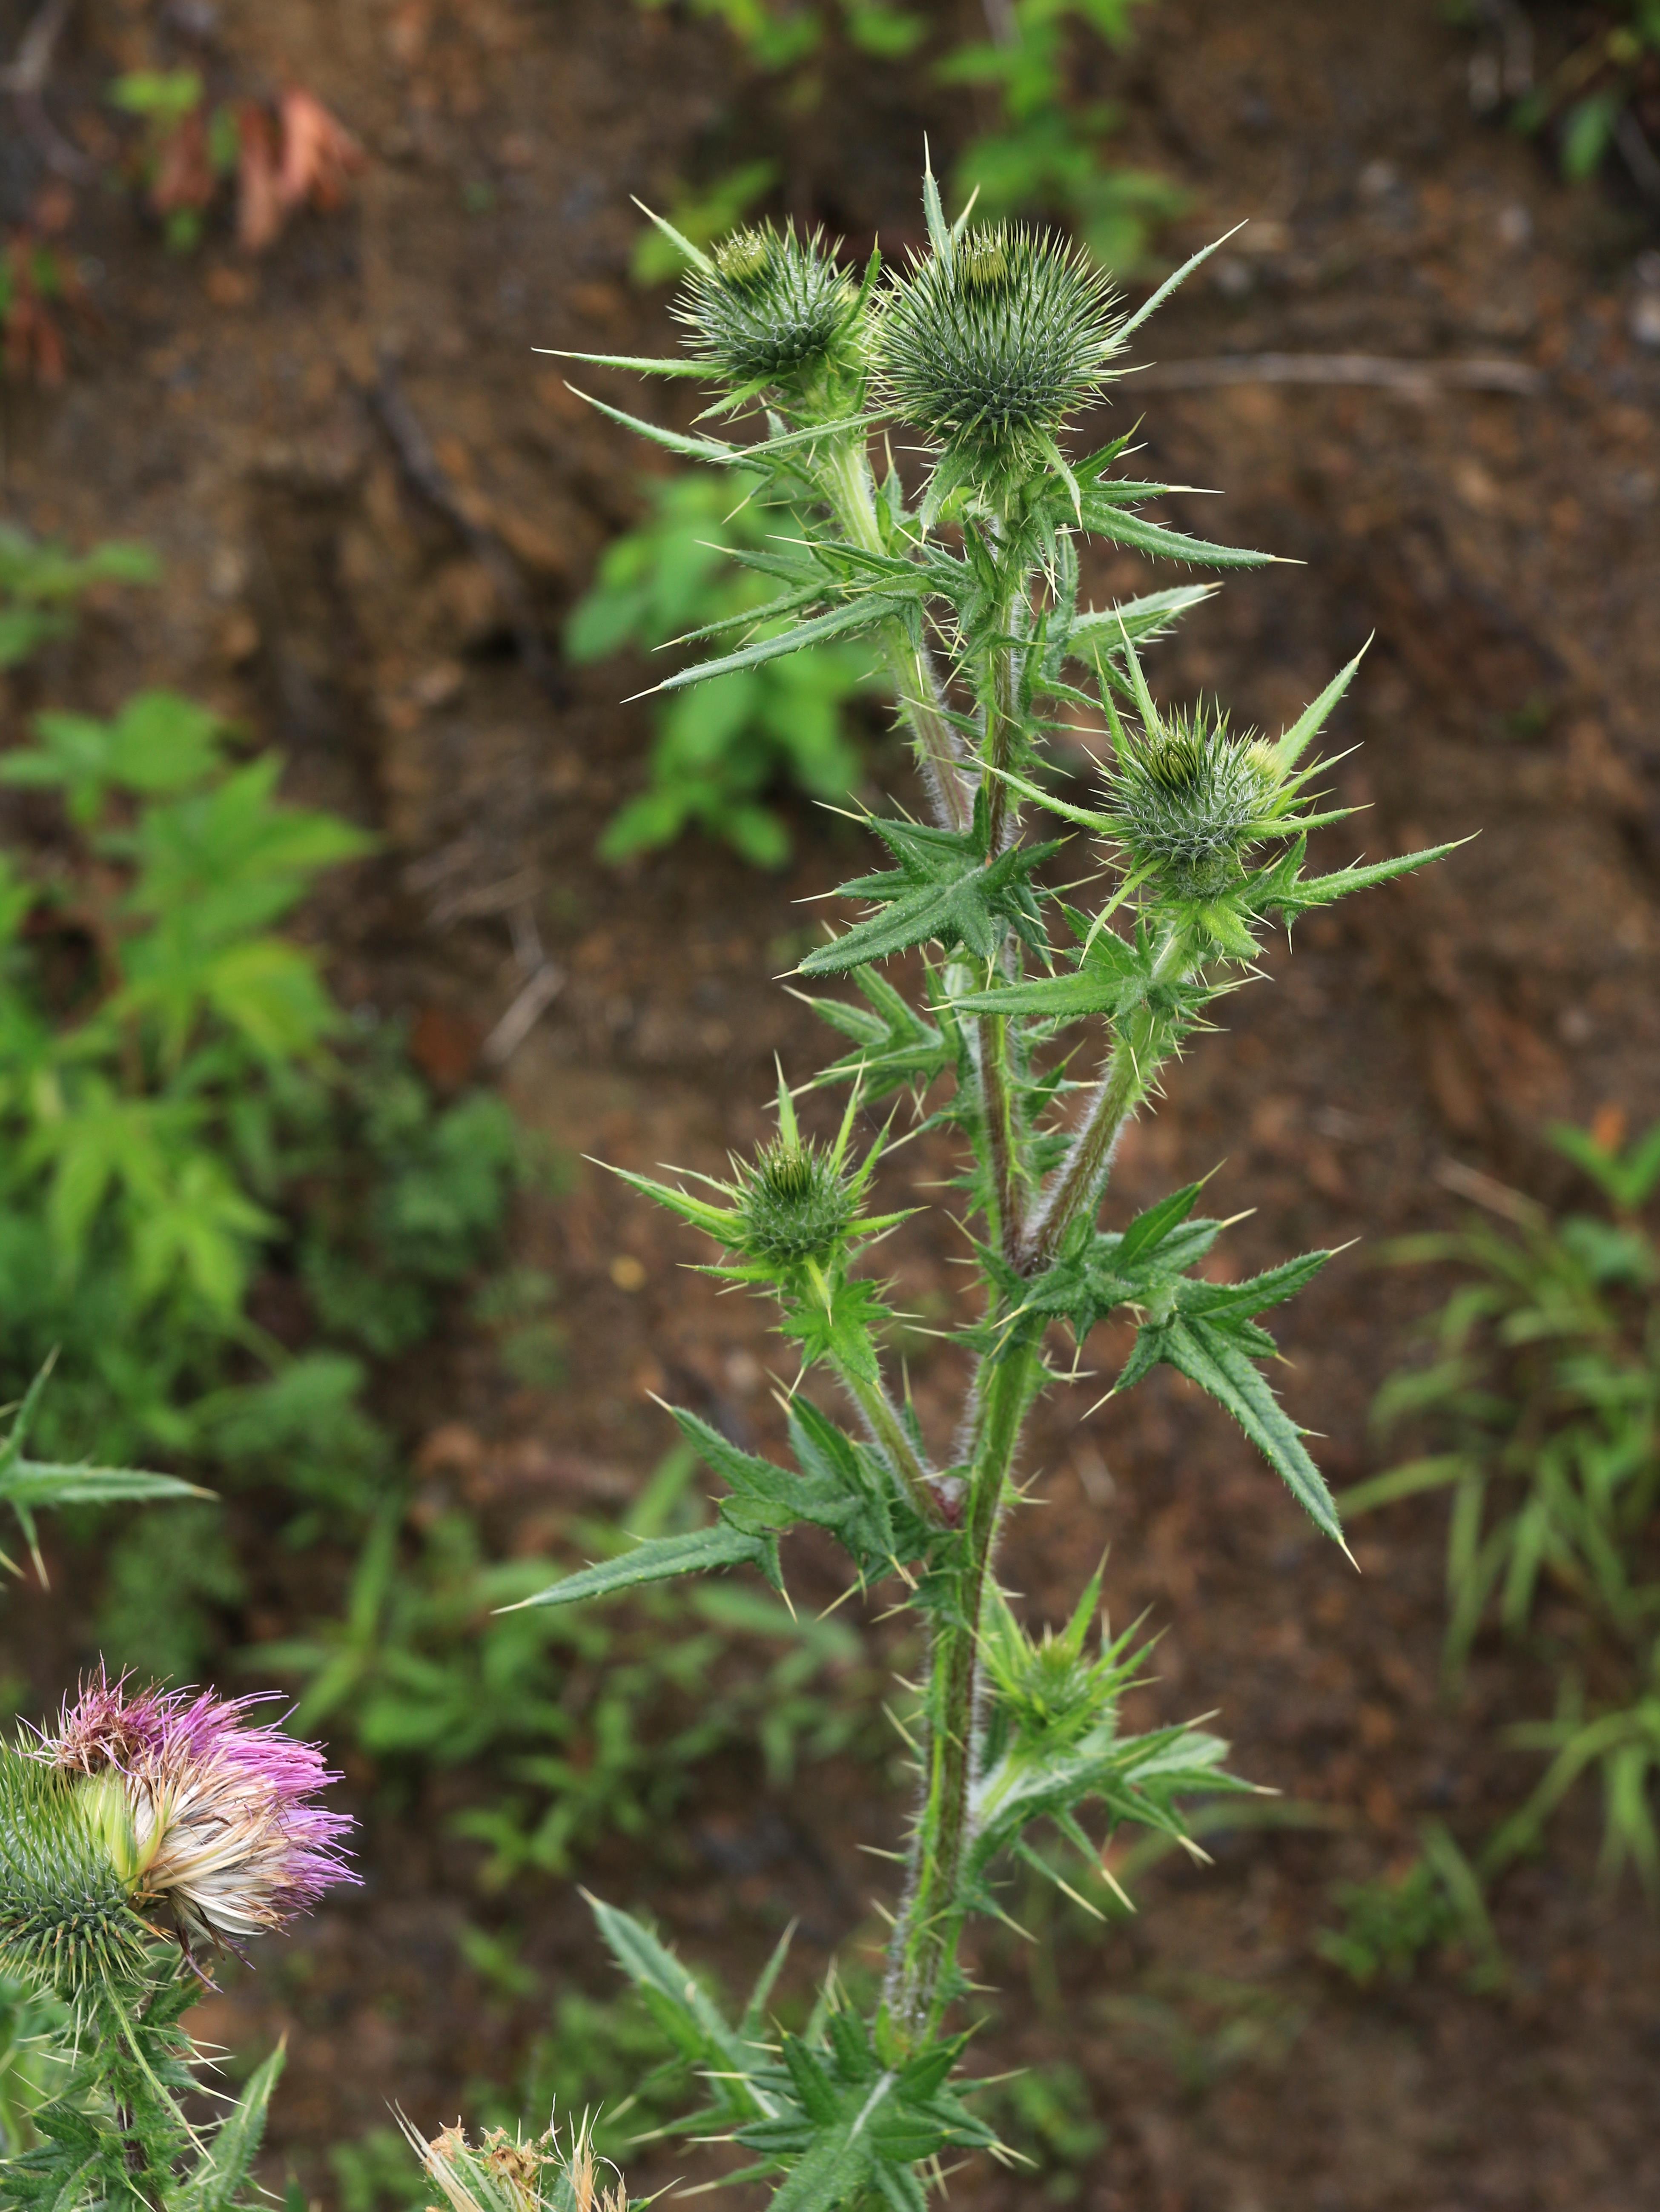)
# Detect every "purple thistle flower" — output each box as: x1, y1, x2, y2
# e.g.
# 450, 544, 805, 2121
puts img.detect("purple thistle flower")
38, 1668, 356, 1953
